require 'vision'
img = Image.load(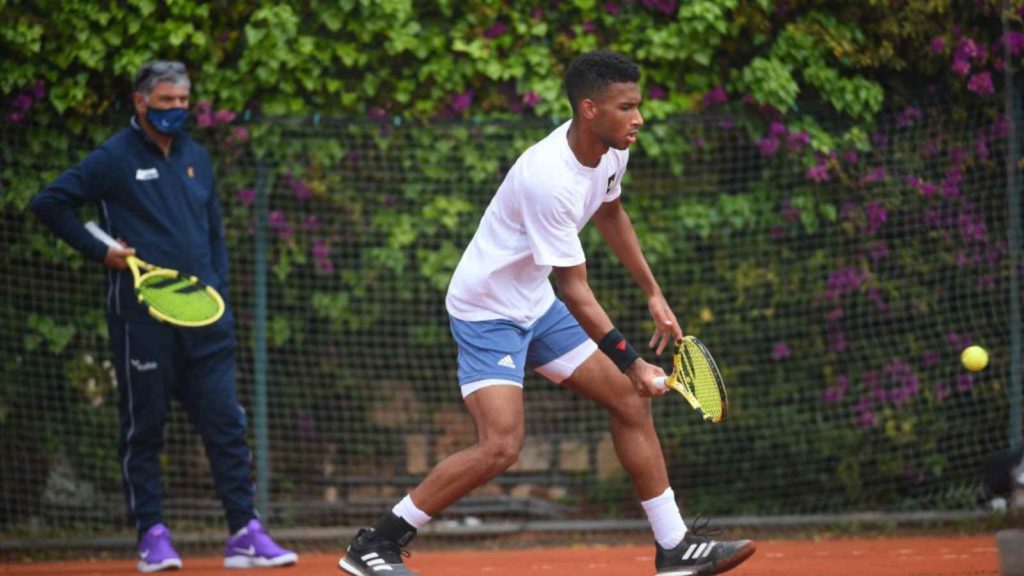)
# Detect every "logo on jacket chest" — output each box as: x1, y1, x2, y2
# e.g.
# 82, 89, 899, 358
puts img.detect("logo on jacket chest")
135, 168, 159, 181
